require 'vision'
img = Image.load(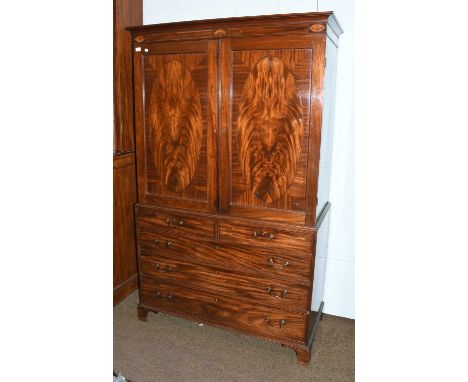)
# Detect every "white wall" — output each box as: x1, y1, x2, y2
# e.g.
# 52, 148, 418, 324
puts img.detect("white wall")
143, 0, 355, 319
